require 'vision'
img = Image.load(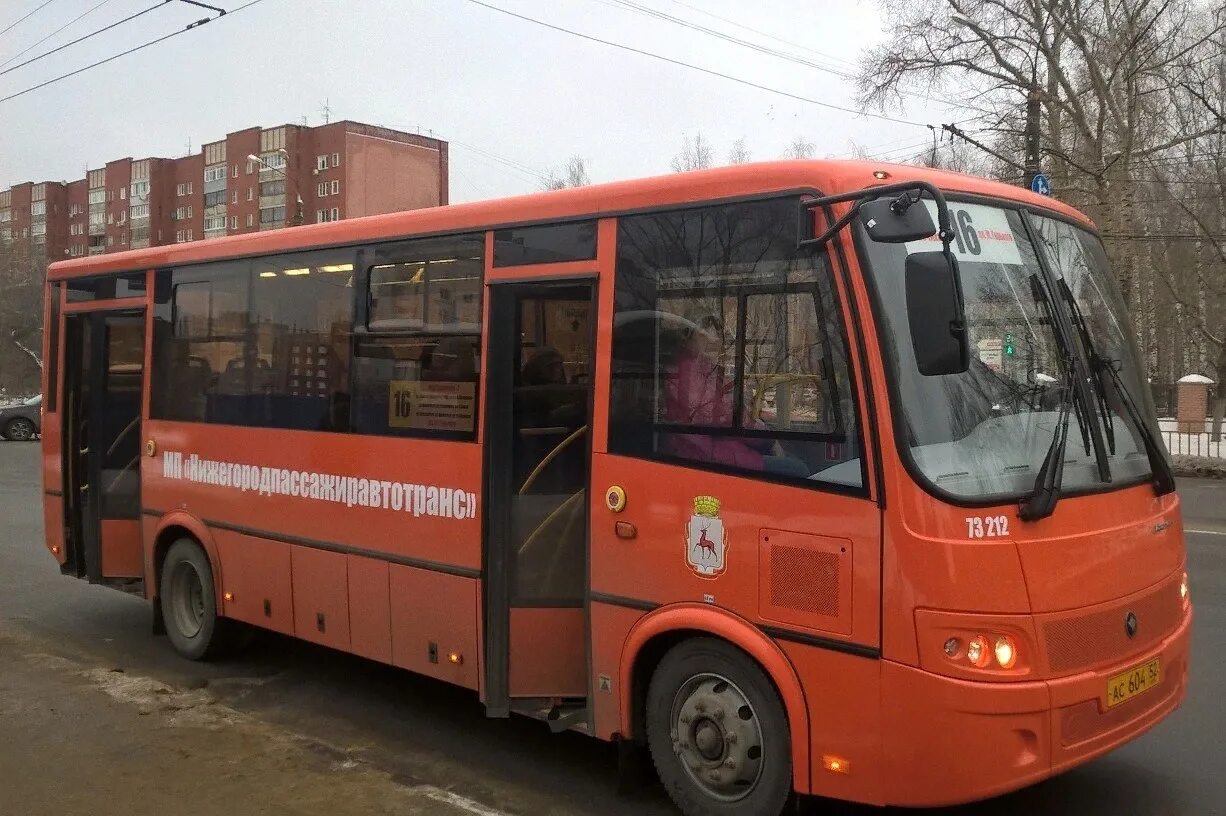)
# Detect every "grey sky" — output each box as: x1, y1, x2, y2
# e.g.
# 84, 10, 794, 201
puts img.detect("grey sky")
0, 0, 962, 203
